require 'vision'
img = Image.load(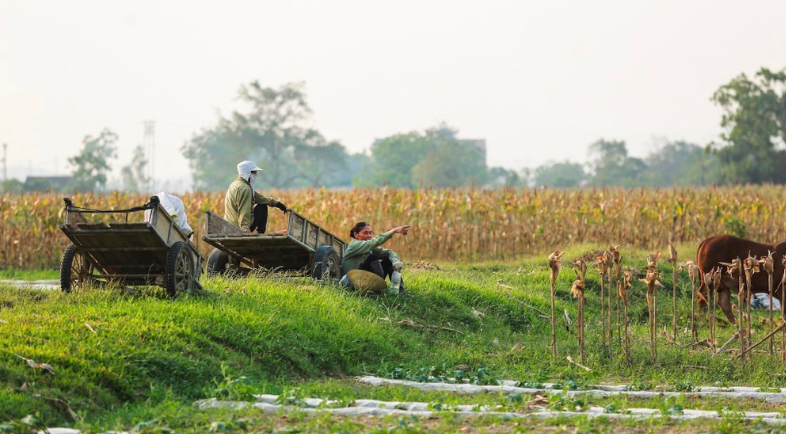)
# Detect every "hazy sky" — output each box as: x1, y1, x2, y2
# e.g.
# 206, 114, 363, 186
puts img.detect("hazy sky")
1, 1, 784, 188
